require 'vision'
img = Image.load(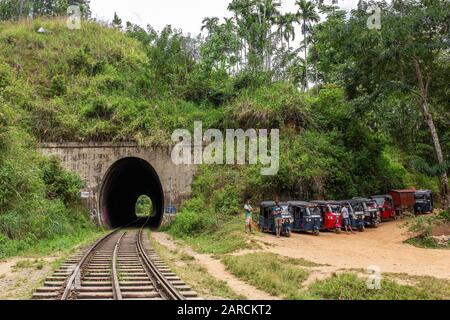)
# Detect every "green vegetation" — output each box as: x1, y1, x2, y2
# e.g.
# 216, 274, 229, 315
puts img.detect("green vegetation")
403, 210, 450, 249
309, 273, 449, 300
135, 195, 153, 218
166, 215, 255, 254
221, 253, 312, 299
